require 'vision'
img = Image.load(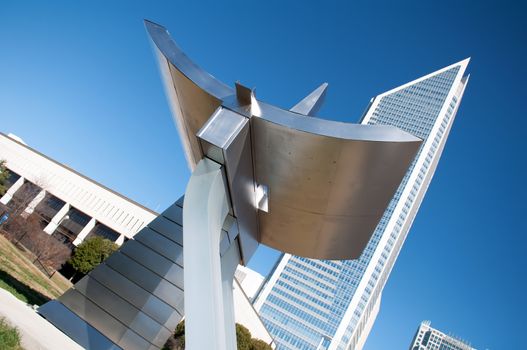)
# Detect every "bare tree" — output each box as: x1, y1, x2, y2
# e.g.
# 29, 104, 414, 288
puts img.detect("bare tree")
1, 176, 43, 235
10, 178, 46, 218
7, 214, 70, 272
0, 177, 70, 273
0, 175, 49, 232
